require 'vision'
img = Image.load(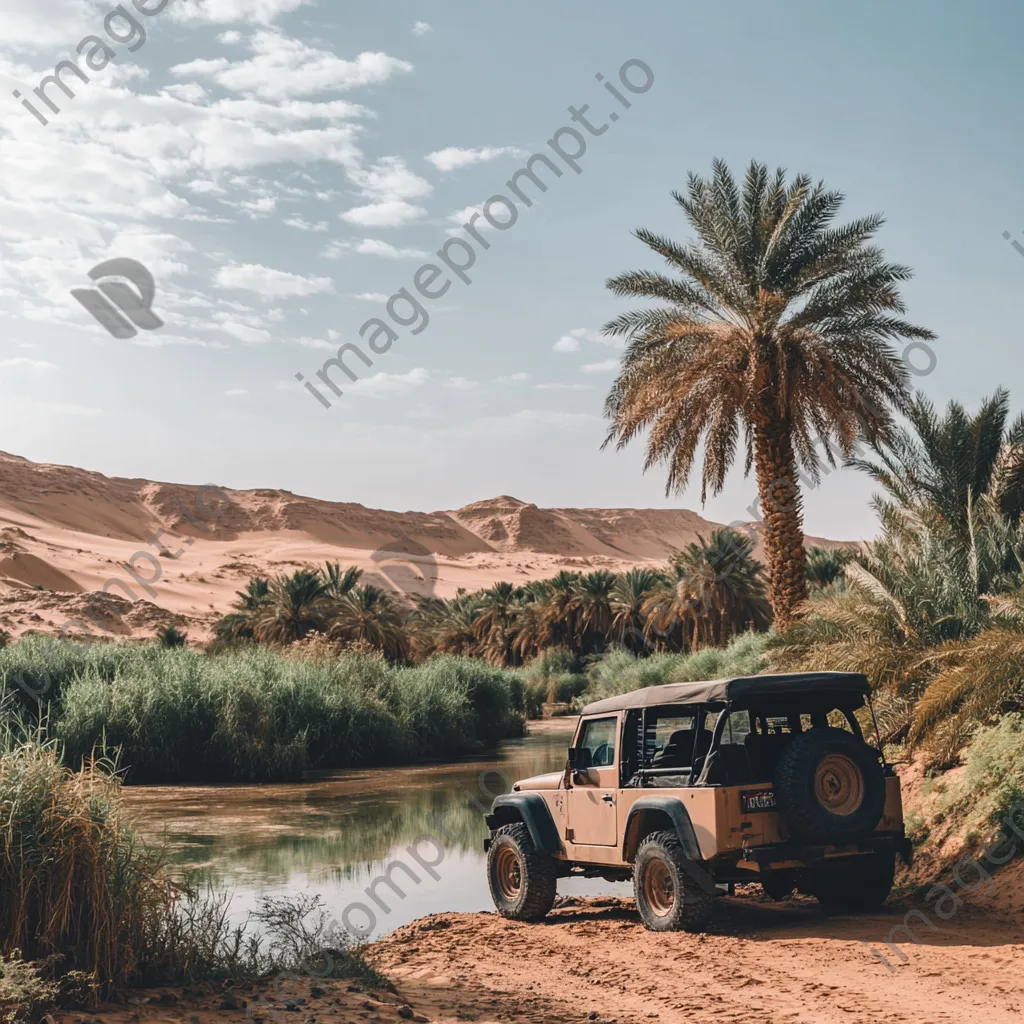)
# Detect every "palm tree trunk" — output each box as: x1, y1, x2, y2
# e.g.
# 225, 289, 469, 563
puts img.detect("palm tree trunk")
753, 418, 808, 628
